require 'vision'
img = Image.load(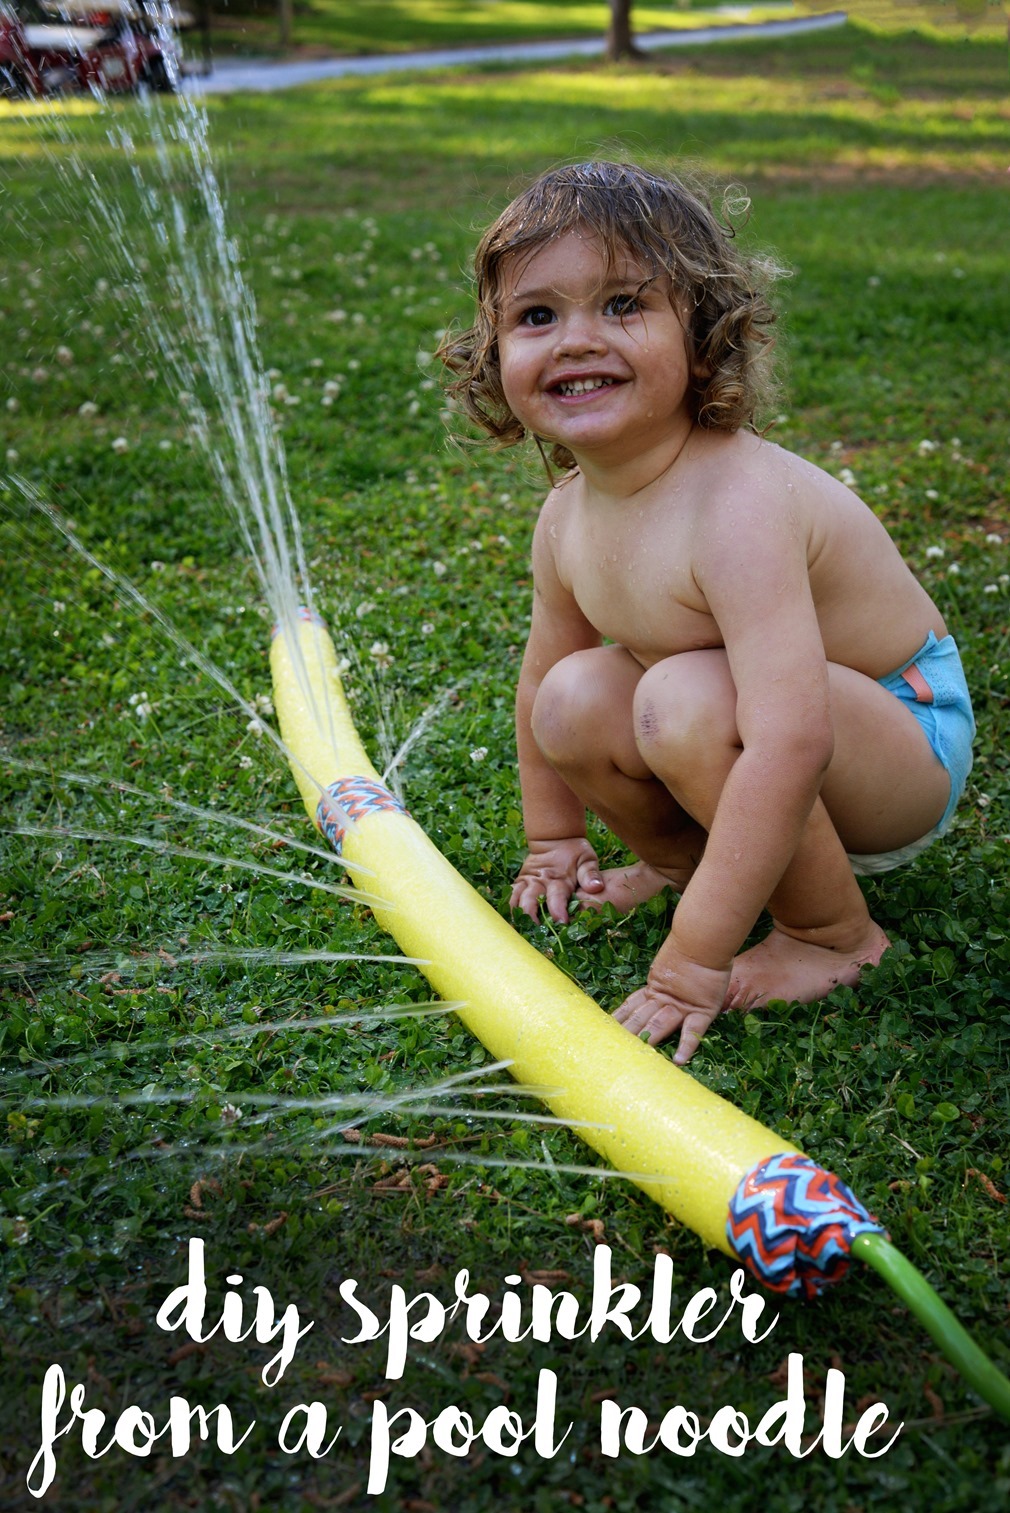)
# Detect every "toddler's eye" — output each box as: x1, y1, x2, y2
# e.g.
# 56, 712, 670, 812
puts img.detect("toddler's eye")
605, 292, 640, 317
519, 305, 555, 327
